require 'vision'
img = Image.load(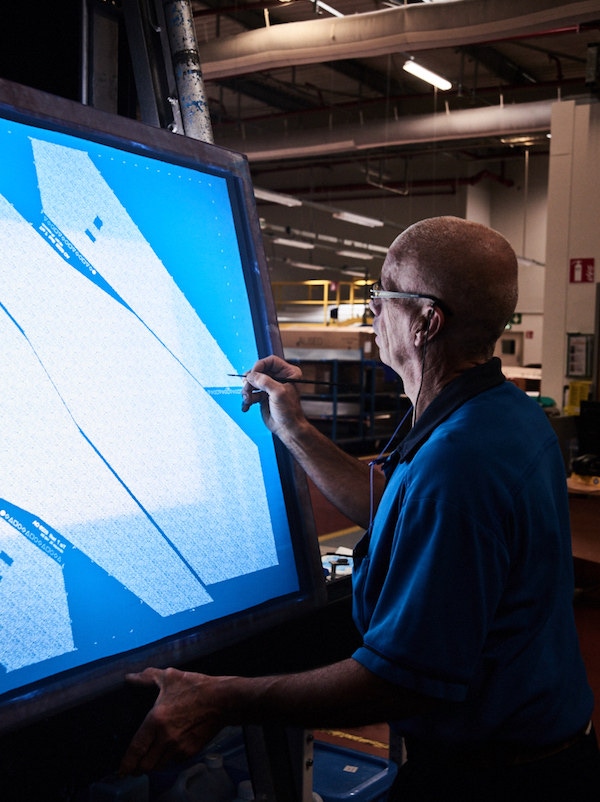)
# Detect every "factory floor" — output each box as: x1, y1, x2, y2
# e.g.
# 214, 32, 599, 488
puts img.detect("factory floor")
309, 477, 600, 758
